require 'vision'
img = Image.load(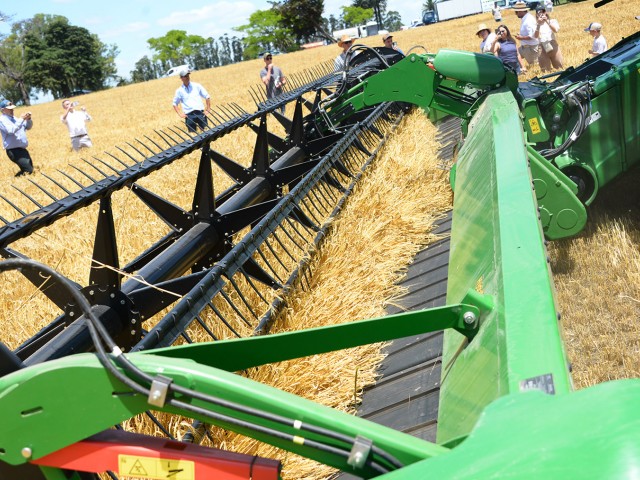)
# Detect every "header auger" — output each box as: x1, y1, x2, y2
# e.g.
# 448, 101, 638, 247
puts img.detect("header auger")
1, 25, 640, 480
